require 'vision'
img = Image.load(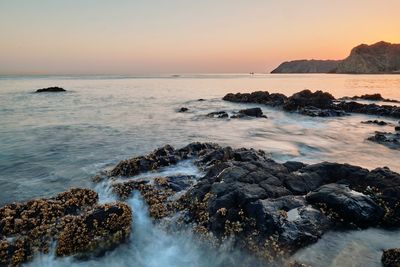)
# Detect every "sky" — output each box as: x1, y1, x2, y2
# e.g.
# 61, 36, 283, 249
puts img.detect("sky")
0, 0, 400, 75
